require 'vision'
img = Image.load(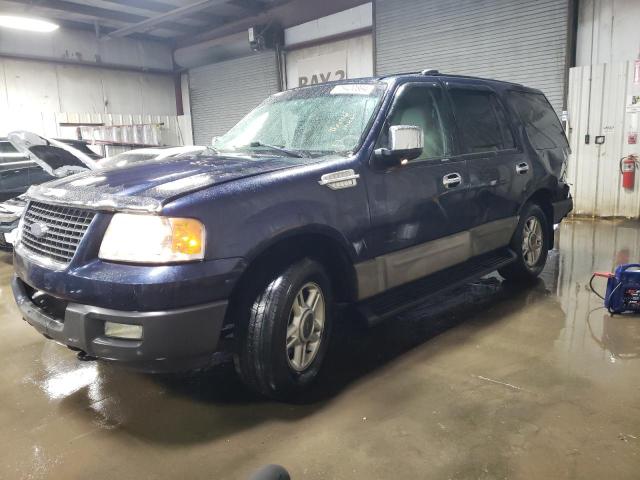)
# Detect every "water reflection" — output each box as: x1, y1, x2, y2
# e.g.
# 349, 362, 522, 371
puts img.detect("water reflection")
587, 311, 640, 360
555, 219, 640, 376
42, 363, 98, 400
